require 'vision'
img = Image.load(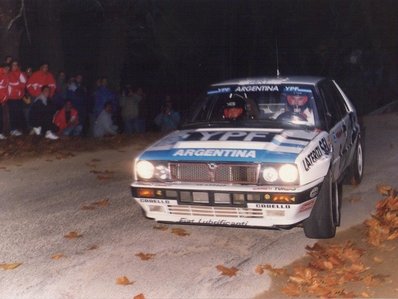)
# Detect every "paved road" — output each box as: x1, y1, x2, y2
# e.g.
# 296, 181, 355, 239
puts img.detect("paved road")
0, 114, 397, 299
